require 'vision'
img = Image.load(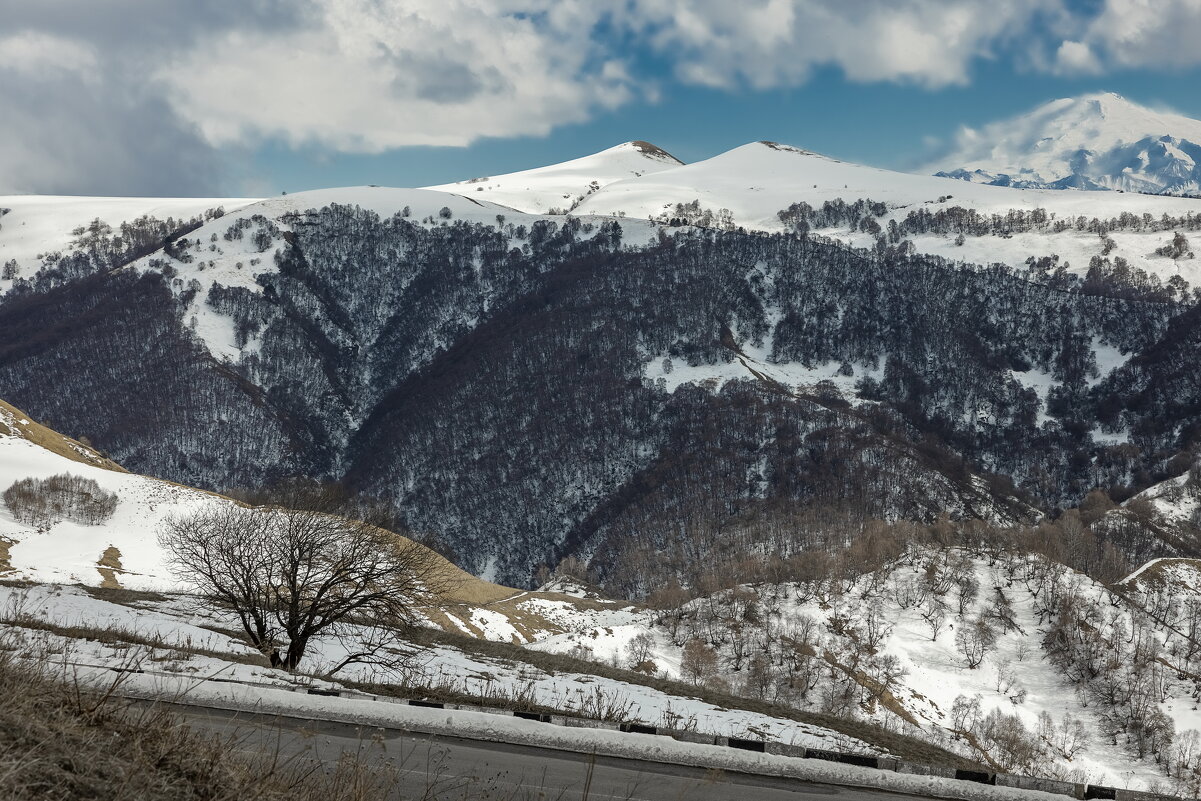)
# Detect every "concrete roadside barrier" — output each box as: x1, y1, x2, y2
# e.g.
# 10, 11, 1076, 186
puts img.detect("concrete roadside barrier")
996, 774, 1082, 798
